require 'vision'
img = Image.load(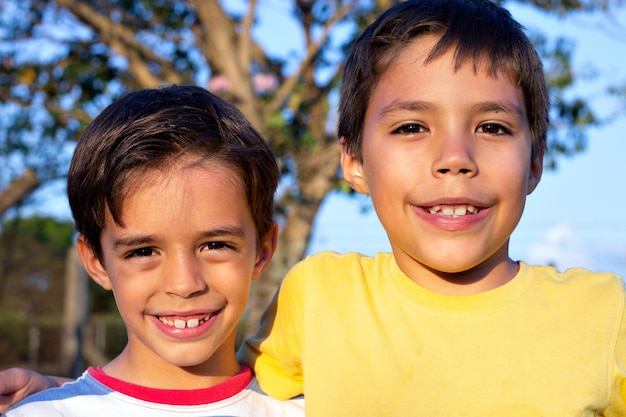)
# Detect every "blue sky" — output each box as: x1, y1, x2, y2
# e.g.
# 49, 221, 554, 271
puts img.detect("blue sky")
308, 3, 626, 279
25, 1, 626, 279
